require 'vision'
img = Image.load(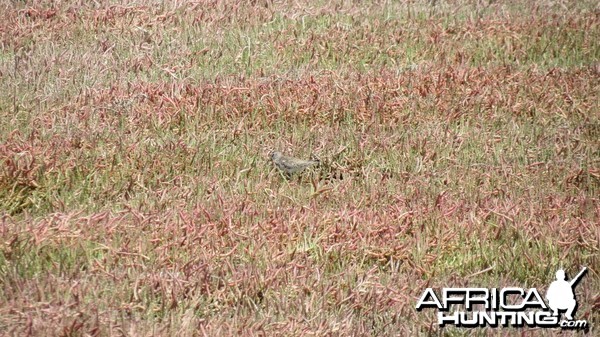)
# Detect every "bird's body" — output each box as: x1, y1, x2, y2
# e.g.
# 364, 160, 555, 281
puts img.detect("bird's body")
269, 151, 320, 176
